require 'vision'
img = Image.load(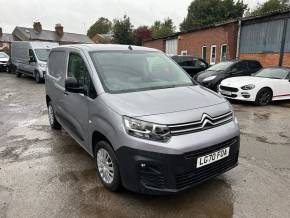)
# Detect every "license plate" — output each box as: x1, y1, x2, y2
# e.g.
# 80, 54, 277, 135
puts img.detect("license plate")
220, 90, 232, 96
196, 147, 230, 168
